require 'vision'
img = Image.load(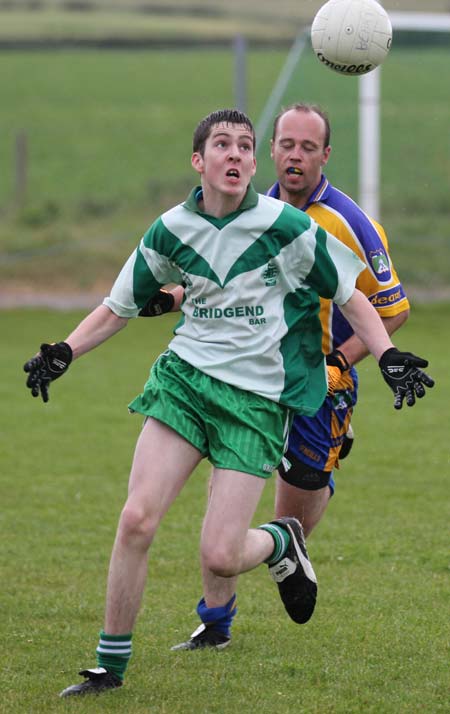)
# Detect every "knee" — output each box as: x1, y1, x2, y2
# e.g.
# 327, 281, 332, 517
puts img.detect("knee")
117, 502, 159, 549
201, 542, 239, 578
